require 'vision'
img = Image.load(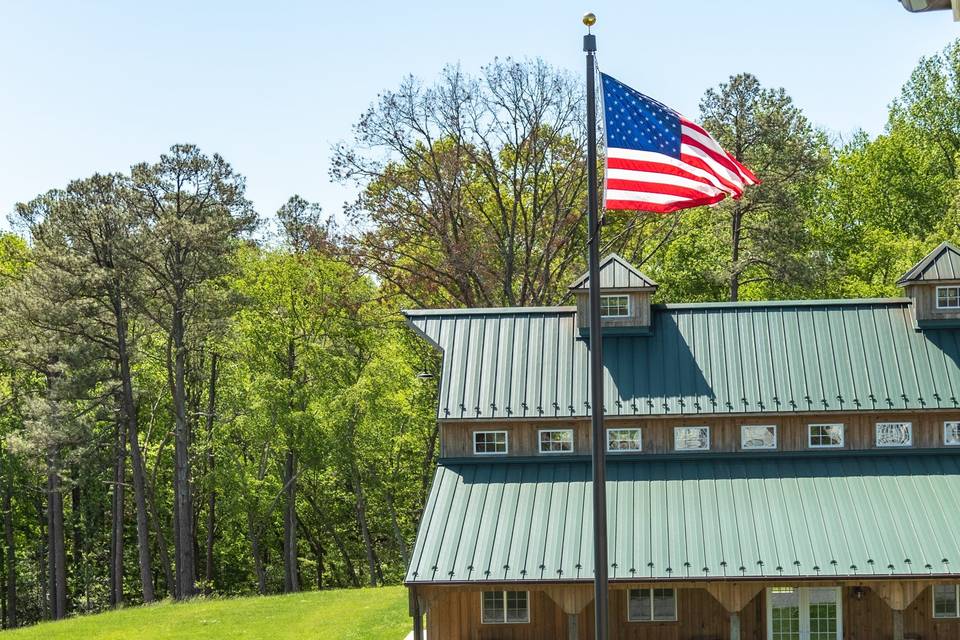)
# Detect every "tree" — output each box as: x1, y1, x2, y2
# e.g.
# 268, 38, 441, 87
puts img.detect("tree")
333, 59, 589, 307
698, 73, 830, 301
126, 145, 256, 599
